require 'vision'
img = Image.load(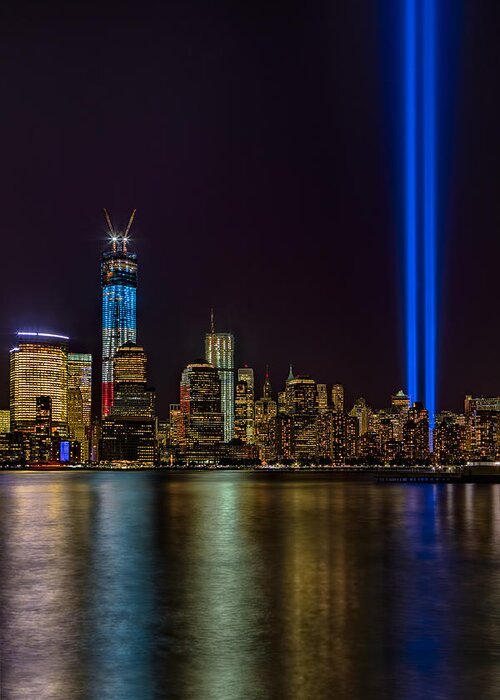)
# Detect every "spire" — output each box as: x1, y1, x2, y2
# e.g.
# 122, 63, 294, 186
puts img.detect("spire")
210, 308, 215, 334
263, 365, 272, 399
287, 364, 294, 381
